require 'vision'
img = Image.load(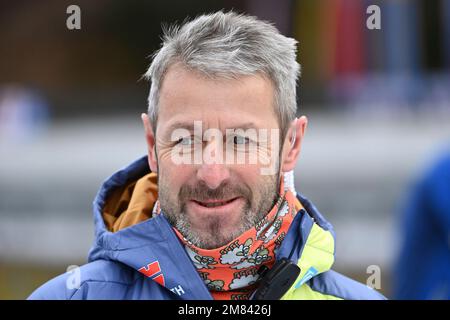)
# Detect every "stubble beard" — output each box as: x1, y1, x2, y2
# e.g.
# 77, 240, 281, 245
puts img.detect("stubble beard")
158, 173, 280, 249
